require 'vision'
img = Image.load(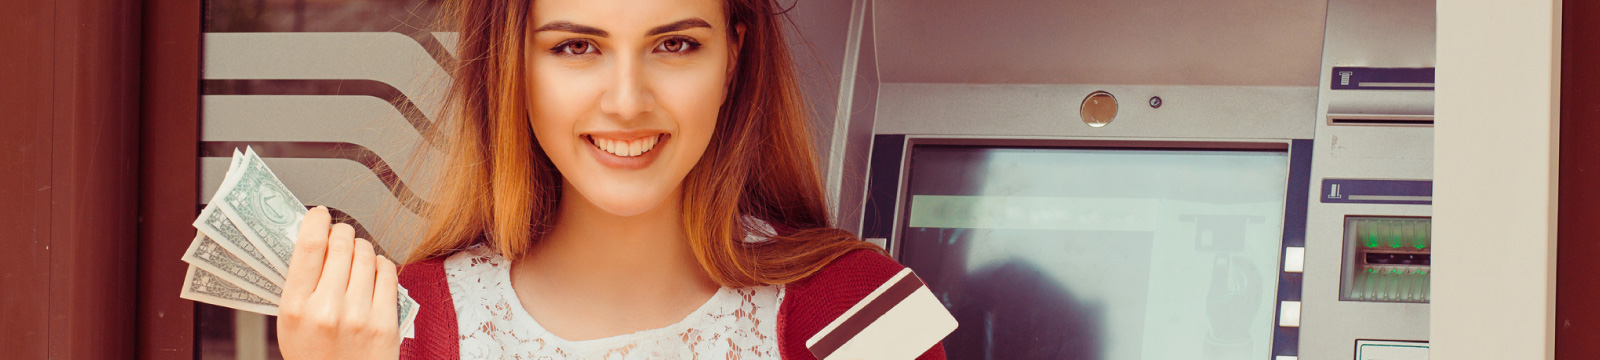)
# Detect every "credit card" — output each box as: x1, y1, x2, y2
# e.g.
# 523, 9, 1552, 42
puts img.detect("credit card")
806, 268, 957, 360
